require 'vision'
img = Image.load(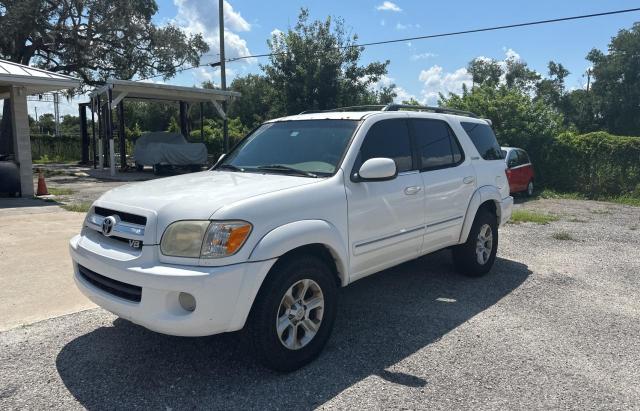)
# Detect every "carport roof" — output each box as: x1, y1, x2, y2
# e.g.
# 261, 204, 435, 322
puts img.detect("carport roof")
0, 59, 80, 96
89, 78, 240, 105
